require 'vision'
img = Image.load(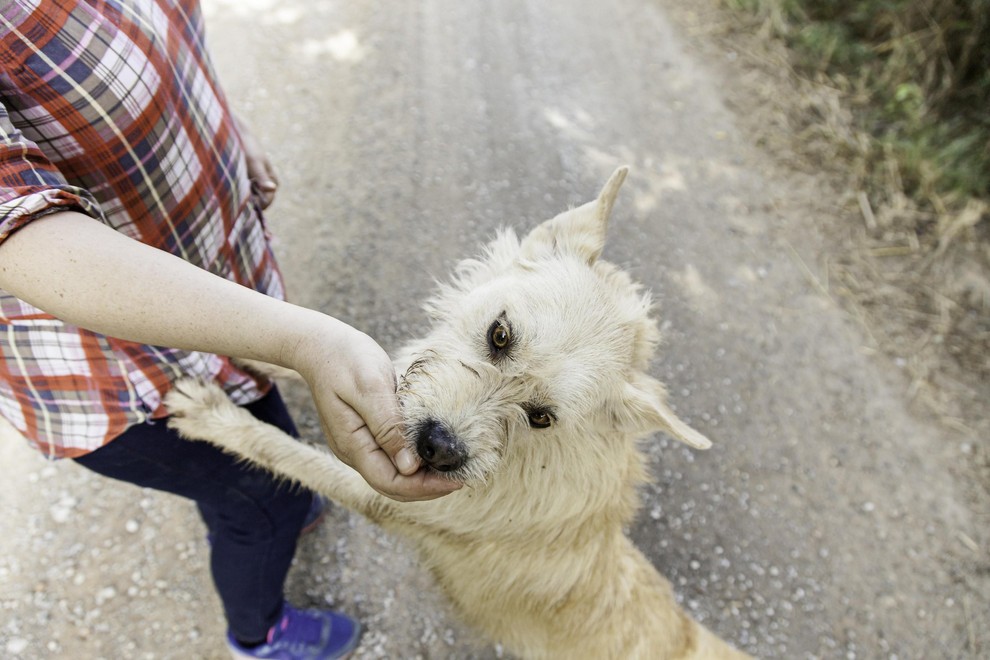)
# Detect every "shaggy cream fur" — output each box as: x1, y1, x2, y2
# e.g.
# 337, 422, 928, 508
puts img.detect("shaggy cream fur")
166, 167, 750, 659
